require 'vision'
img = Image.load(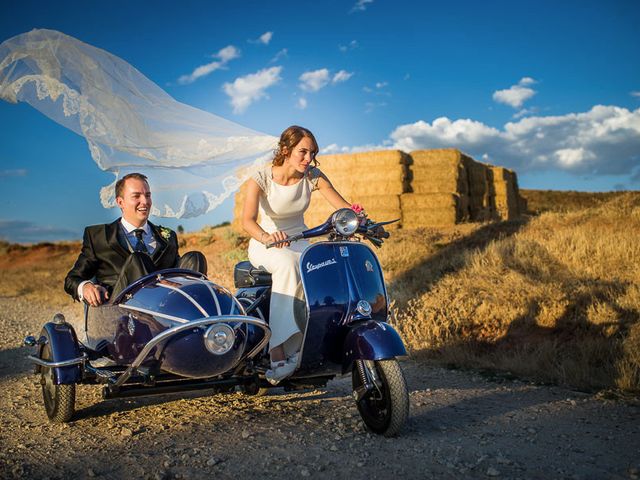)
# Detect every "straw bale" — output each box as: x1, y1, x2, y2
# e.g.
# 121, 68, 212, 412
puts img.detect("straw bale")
317, 150, 412, 170
401, 193, 457, 209
400, 193, 469, 226
326, 171, 408, 196
467, 162, 490, 197
489, 166, 516, 183
518, 195, 528, 215
410, 167, 469, 195
493, 180, 516, 197
402, 207, 458, 227
410, 148, 465, 167
231, 182, 248, 234
409, 149, 469, 195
